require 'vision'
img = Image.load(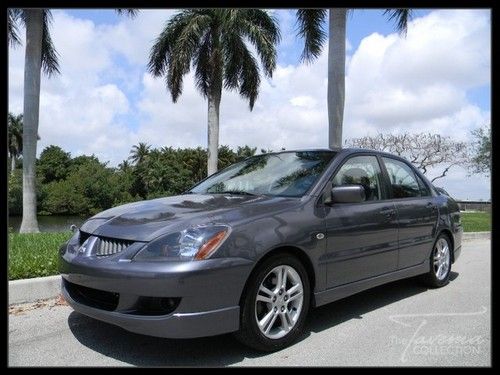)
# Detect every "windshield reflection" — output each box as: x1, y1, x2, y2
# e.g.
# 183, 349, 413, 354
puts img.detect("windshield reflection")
190, 151, 336, 197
